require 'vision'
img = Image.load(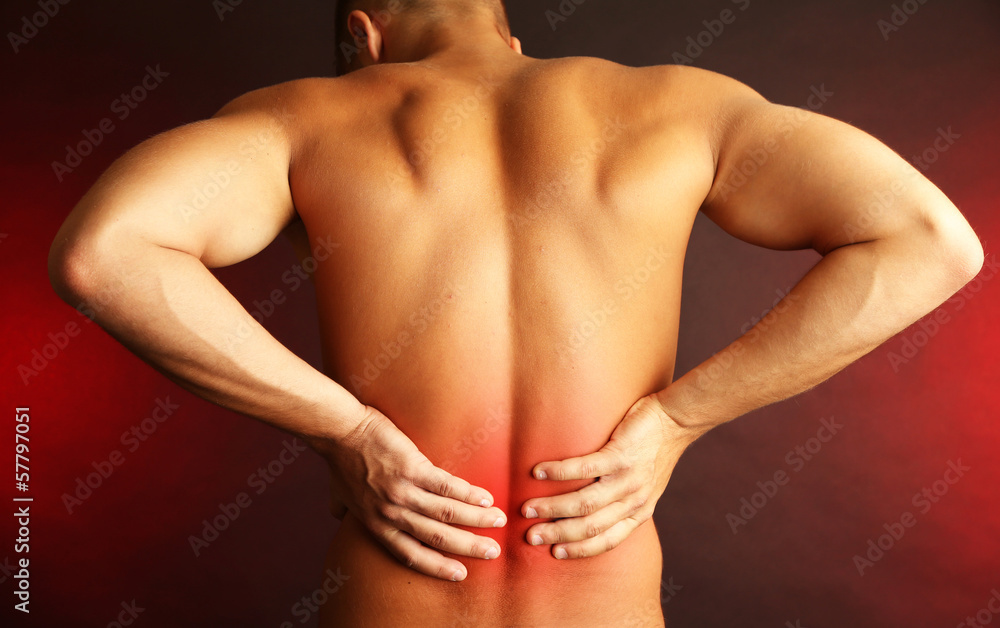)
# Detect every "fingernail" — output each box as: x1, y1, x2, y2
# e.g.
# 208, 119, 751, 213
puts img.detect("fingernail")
535, 470, 547, 480
493, 517, 506, 528
554, 547, 568, 559
485, 547, 499, 560
452, 570, 465, 582
525, 507, 538, 519
531, 535, 543, 546
480, 498, 491, 508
